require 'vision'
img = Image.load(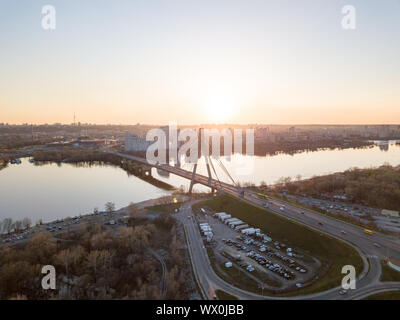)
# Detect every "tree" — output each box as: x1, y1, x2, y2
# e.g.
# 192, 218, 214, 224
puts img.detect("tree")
90, 231, 114, 250
105, 202, 116, 220
105, 202, 115, 214
70, 245, 86, 266
22, 218, 31, 229
25, 232, 56, 264
55, 249, 73, 277
14, 220, 22, 232
2, 218, 12, 234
